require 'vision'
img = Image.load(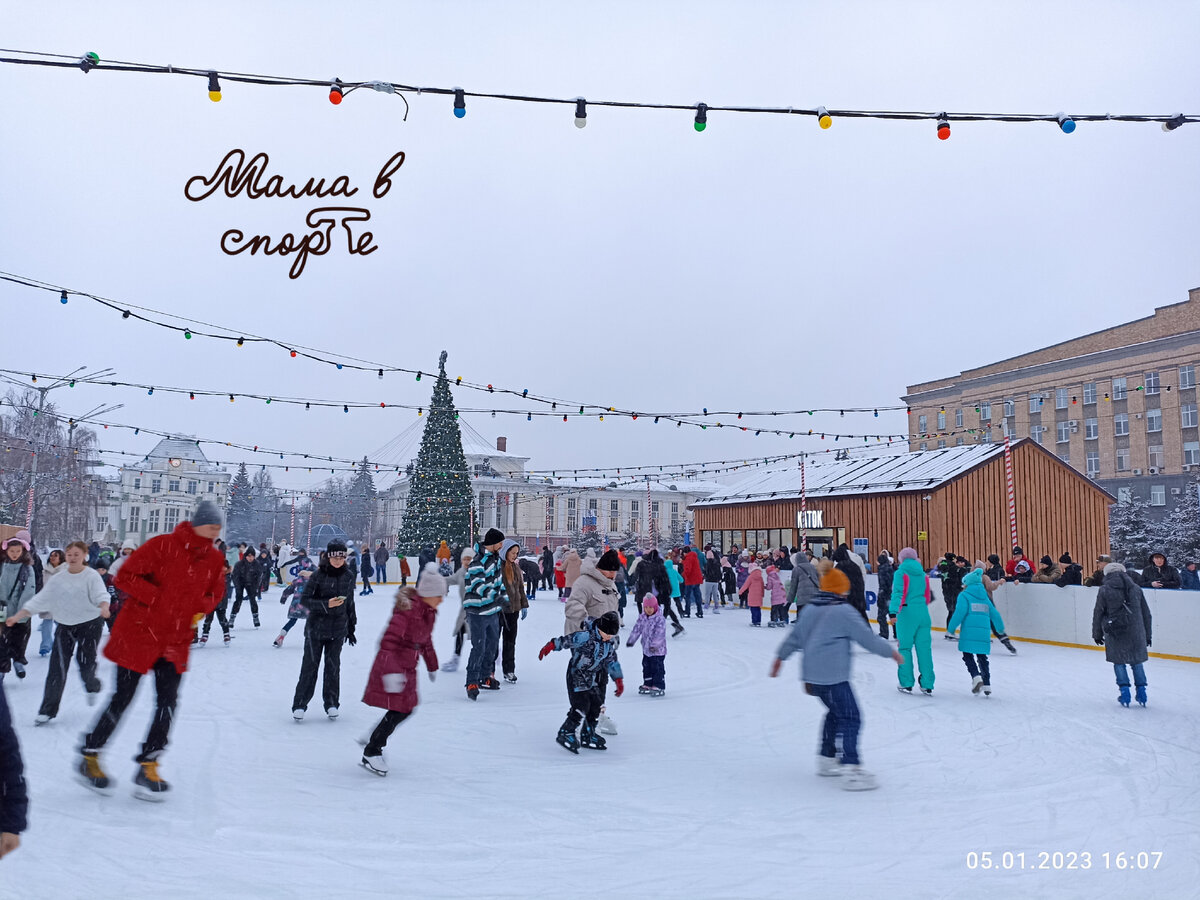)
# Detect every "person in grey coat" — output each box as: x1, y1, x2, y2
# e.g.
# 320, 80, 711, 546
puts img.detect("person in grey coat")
785, 551, 820, 622
1092, 562, 1153, 707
